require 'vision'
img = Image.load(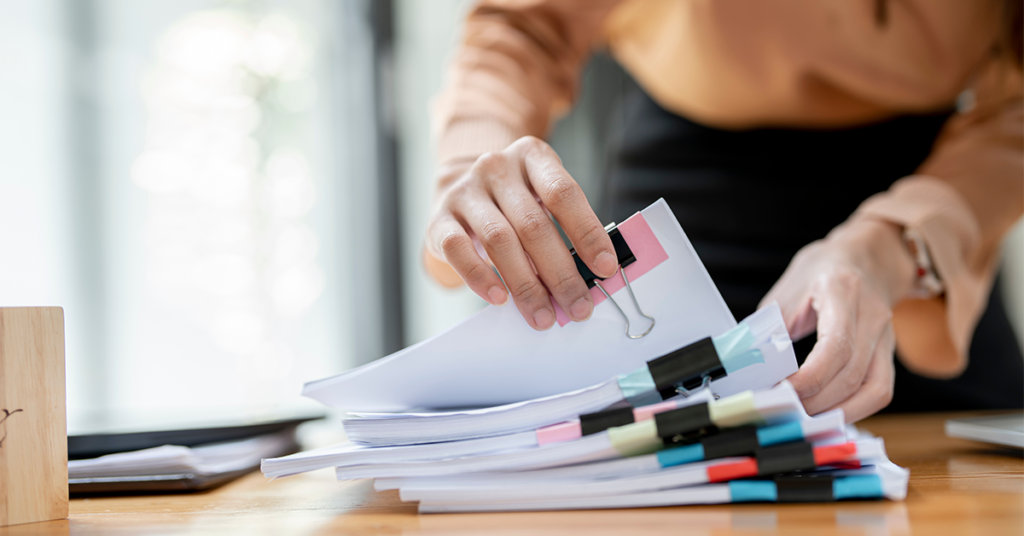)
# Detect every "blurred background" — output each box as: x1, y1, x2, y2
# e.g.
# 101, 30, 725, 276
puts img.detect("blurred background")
1, 0, 1021, 421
